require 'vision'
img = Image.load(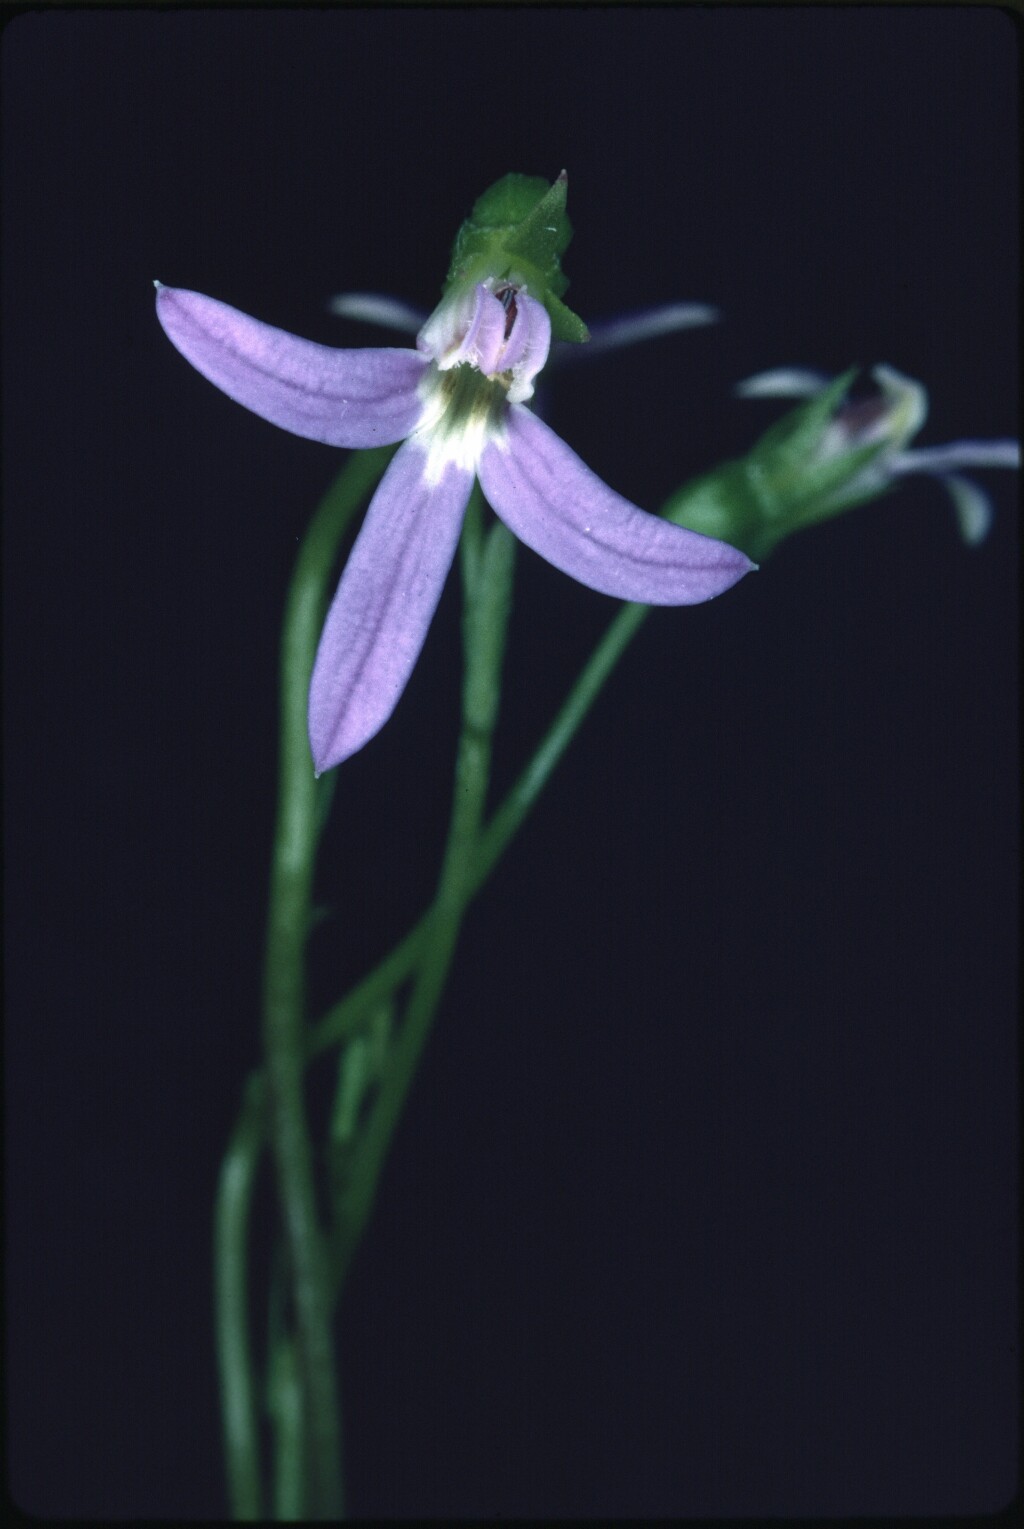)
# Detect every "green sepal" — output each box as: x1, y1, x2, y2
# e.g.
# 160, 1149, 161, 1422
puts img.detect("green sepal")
546, 291, 590, 344
664, 460, 763, 548
754, 368, 858, 463
503, 173, 573, 268
467, 172, 553, 231
444, 170, 590, 344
